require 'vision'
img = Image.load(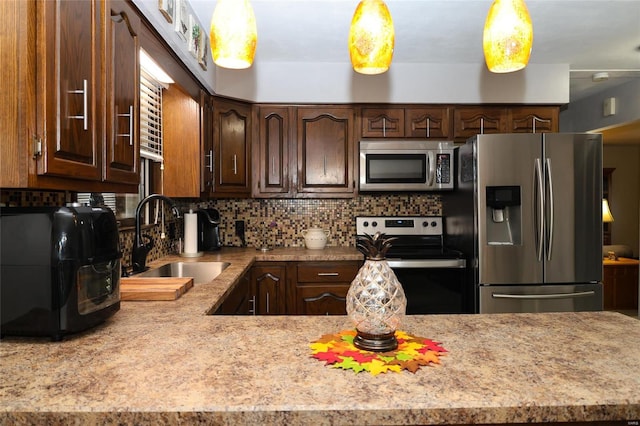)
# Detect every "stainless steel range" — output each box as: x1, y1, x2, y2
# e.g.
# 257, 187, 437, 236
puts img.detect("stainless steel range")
356, 216, 470, 314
